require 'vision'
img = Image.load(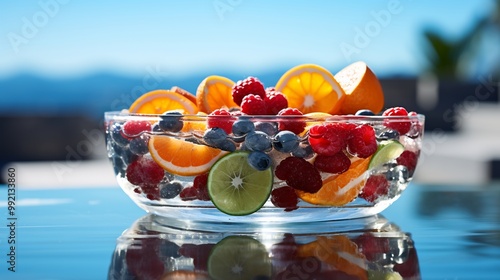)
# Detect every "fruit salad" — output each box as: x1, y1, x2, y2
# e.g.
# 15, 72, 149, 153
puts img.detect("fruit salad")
105, 61, 424, 220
